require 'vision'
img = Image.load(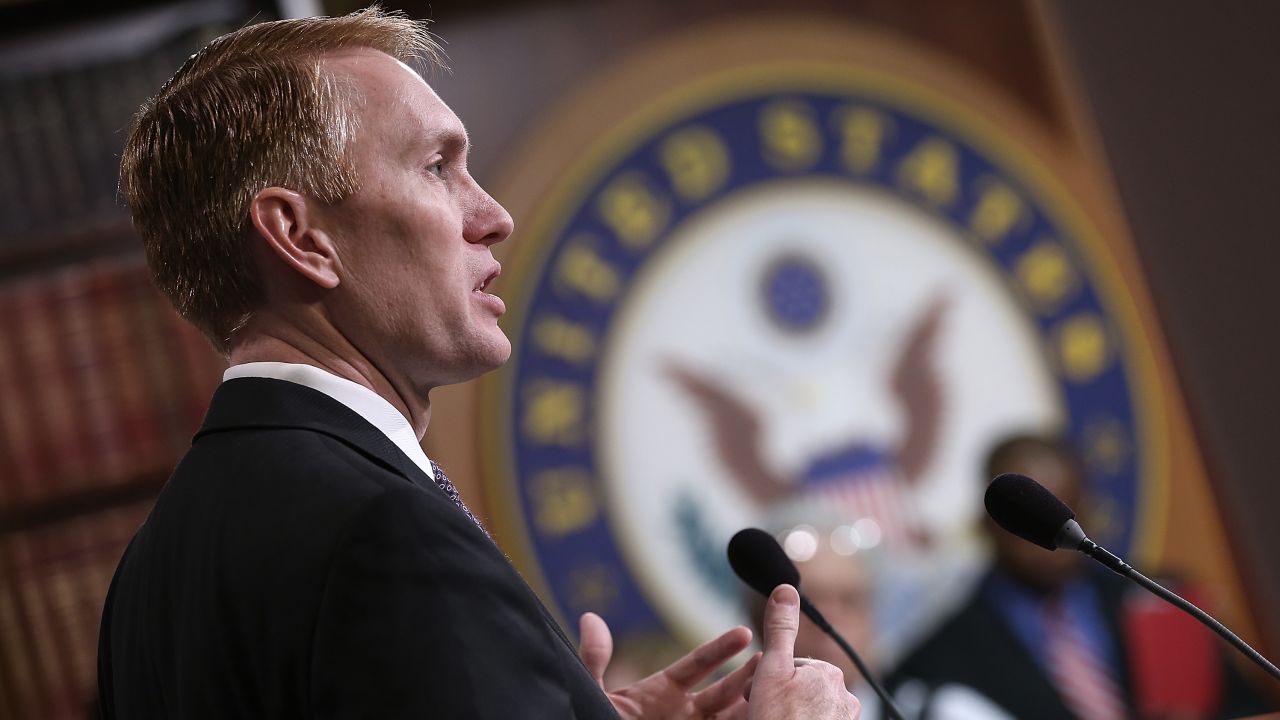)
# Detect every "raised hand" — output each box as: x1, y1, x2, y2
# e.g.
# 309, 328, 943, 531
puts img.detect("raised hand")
579, 611, 759, 720
746, 585, 860, 720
